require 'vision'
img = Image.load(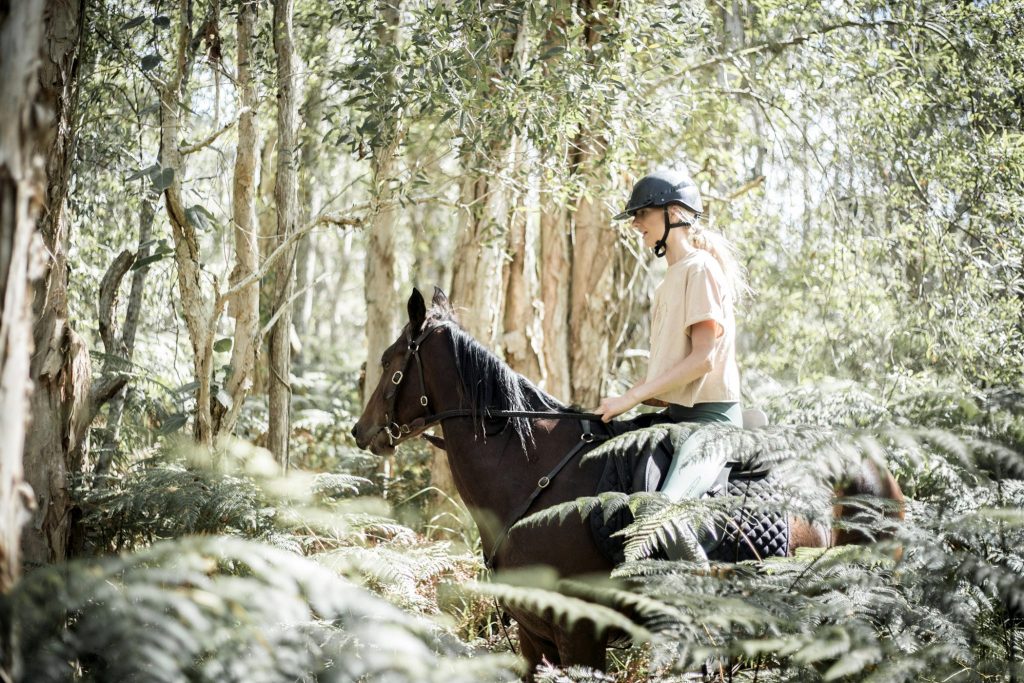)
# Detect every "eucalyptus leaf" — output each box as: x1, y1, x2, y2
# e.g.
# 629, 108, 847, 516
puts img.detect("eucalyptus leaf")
213, 338, 233, 353
151, 167, 175, 192
127, 164, 160, 182
121, 15, 146, 30
141, 53, 163, 72
158, 413, 188, 435
130, 253, 166, 271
